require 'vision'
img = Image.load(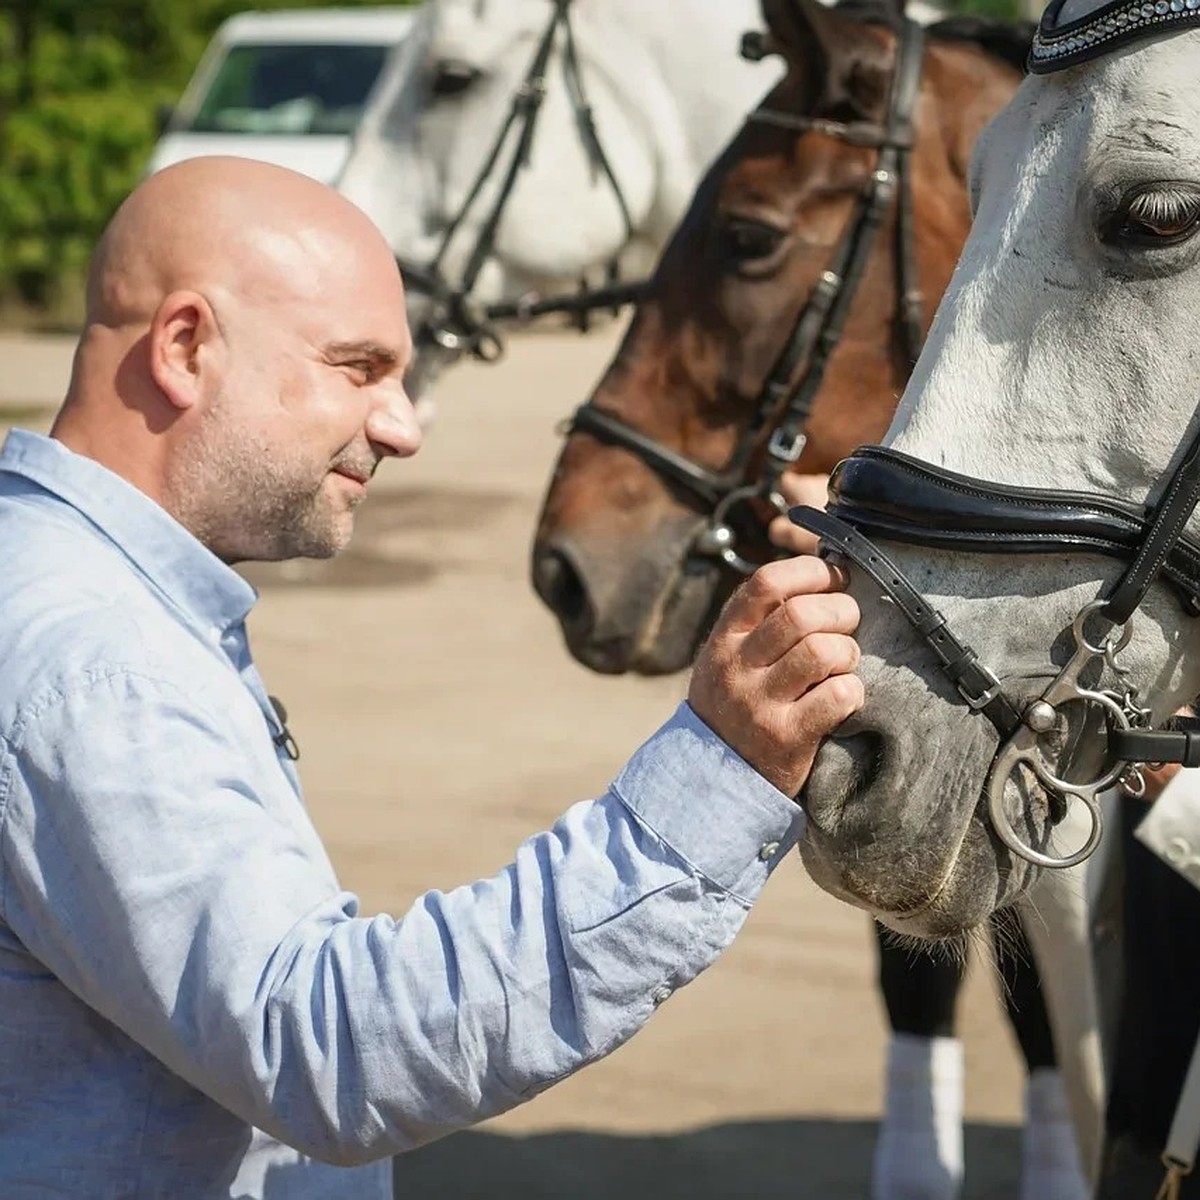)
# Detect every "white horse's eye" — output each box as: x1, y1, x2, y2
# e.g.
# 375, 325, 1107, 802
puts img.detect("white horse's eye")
1105, 182, 1200, 249
430, 59, 482, 99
